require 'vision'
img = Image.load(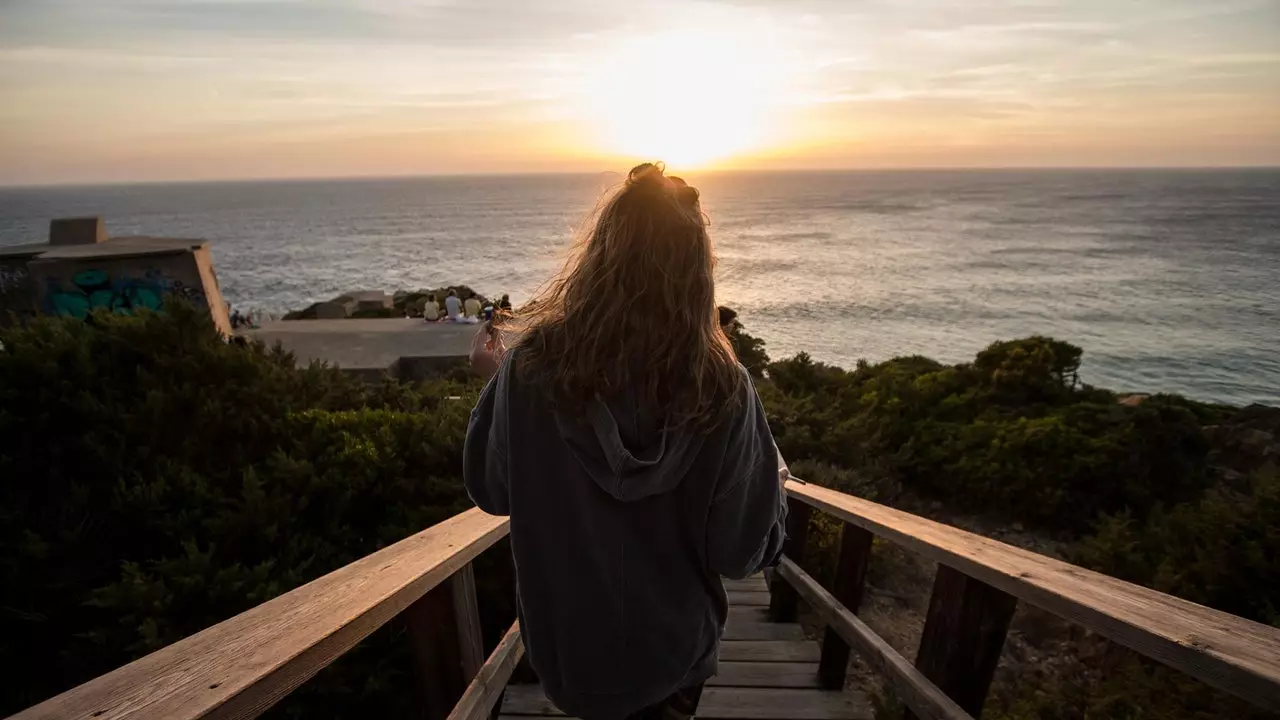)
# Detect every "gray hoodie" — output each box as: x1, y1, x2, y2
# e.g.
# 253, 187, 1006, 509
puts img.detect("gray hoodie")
464, 350, 787, 720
